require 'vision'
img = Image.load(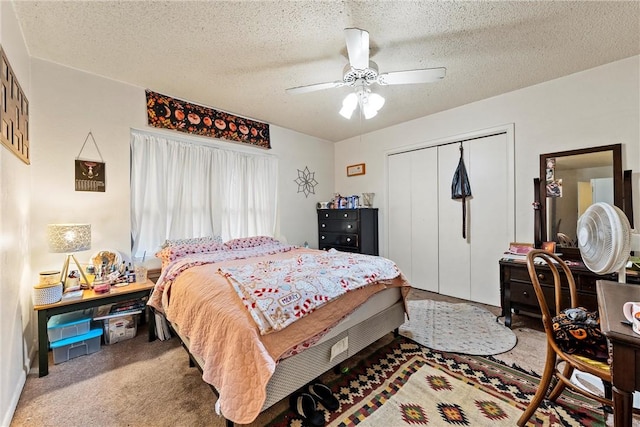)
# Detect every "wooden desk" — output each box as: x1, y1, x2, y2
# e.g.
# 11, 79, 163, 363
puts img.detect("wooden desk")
34, 279, 155, 377
597, 280, 640, 427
